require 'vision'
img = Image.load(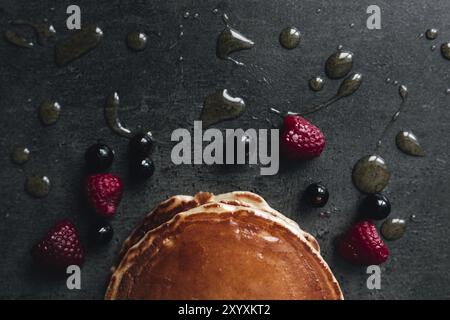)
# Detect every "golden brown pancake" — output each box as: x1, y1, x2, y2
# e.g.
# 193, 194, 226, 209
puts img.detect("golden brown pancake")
106, 200, 343, 300
118, 191, 320, 263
